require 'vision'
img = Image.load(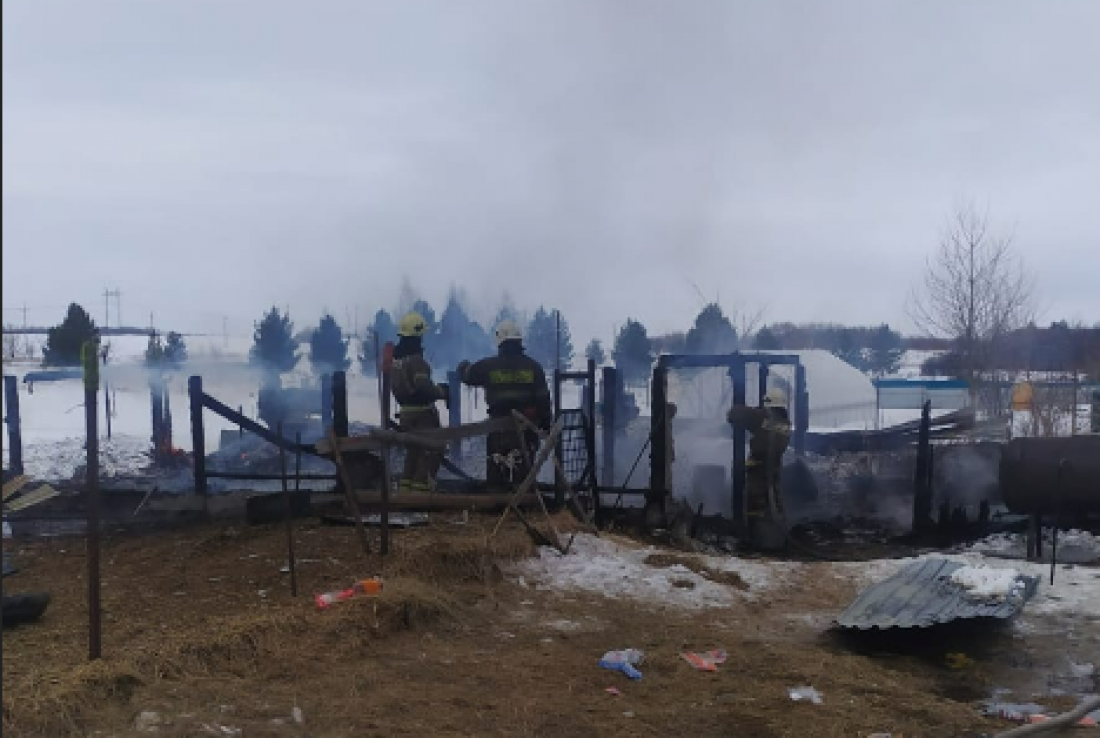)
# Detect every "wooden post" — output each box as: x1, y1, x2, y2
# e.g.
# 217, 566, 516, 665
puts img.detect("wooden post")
82, 341, 102, 660
278, 423, 297, 597
380, 441, 392, 556
600, 367, 616, 490
321, 373, 333, 433
150, 380, 163, 462
794, 363, 808, 454
188, 376, 208, 506
553, 368, 563, 505
163, 382, 172, 451
333, 371, 348, 438
4, 375, 23, 476
327, 429, 371, 555
447, 370, 462, 463
729, 359, 747, 535
648, 364, 668, 516
913, 400, 933, 534
585, 358, 598, 495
